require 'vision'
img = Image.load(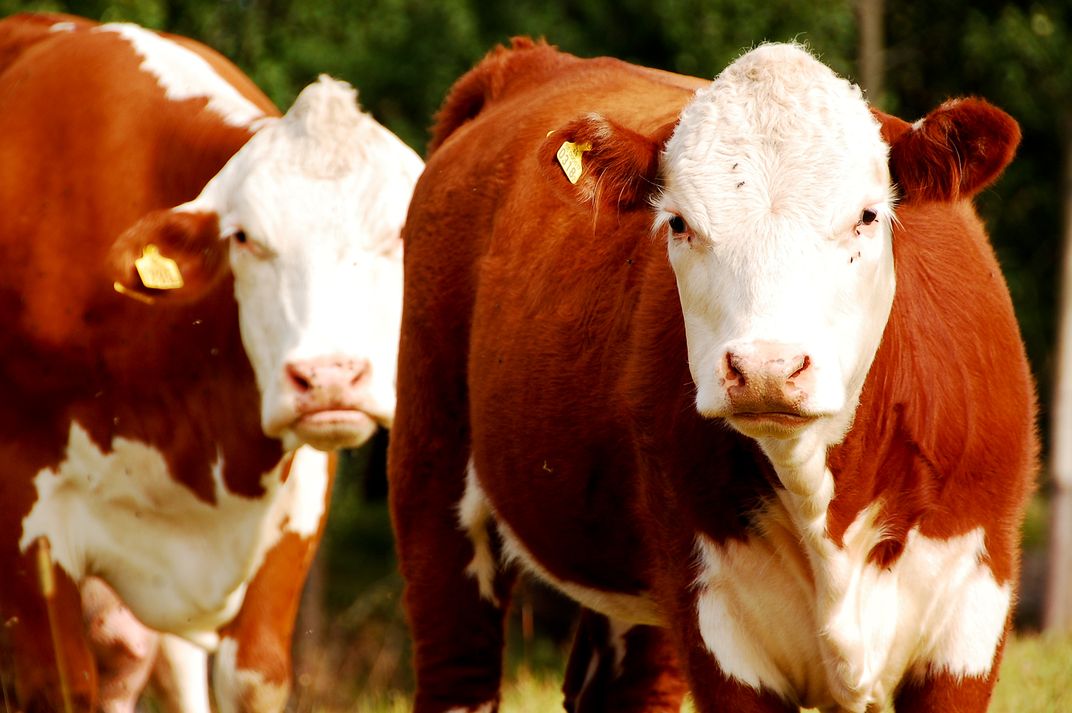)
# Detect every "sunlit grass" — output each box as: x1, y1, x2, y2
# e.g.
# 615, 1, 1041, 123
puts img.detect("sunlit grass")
340, 632, 1072, 713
